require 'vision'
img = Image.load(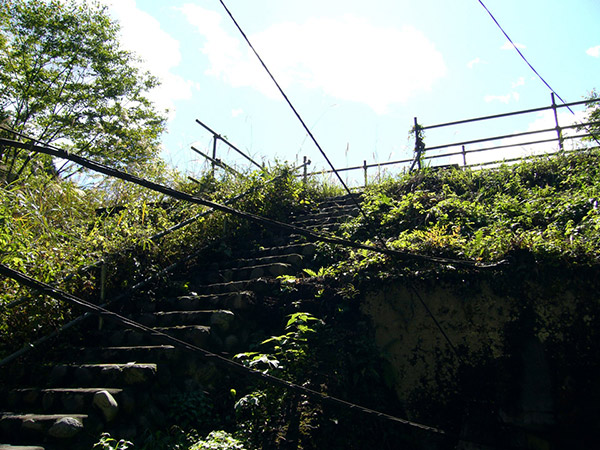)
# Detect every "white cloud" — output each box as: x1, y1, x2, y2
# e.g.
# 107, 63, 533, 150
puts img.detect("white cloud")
467, 57, 483, 69
501, 41, 526, 50
231, 108, 244, 118
181, 6, 446, 114
586, 45, 600, 58
484, 92, 519, 104
103, 0, 196, 121
511, 77, 525, 88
